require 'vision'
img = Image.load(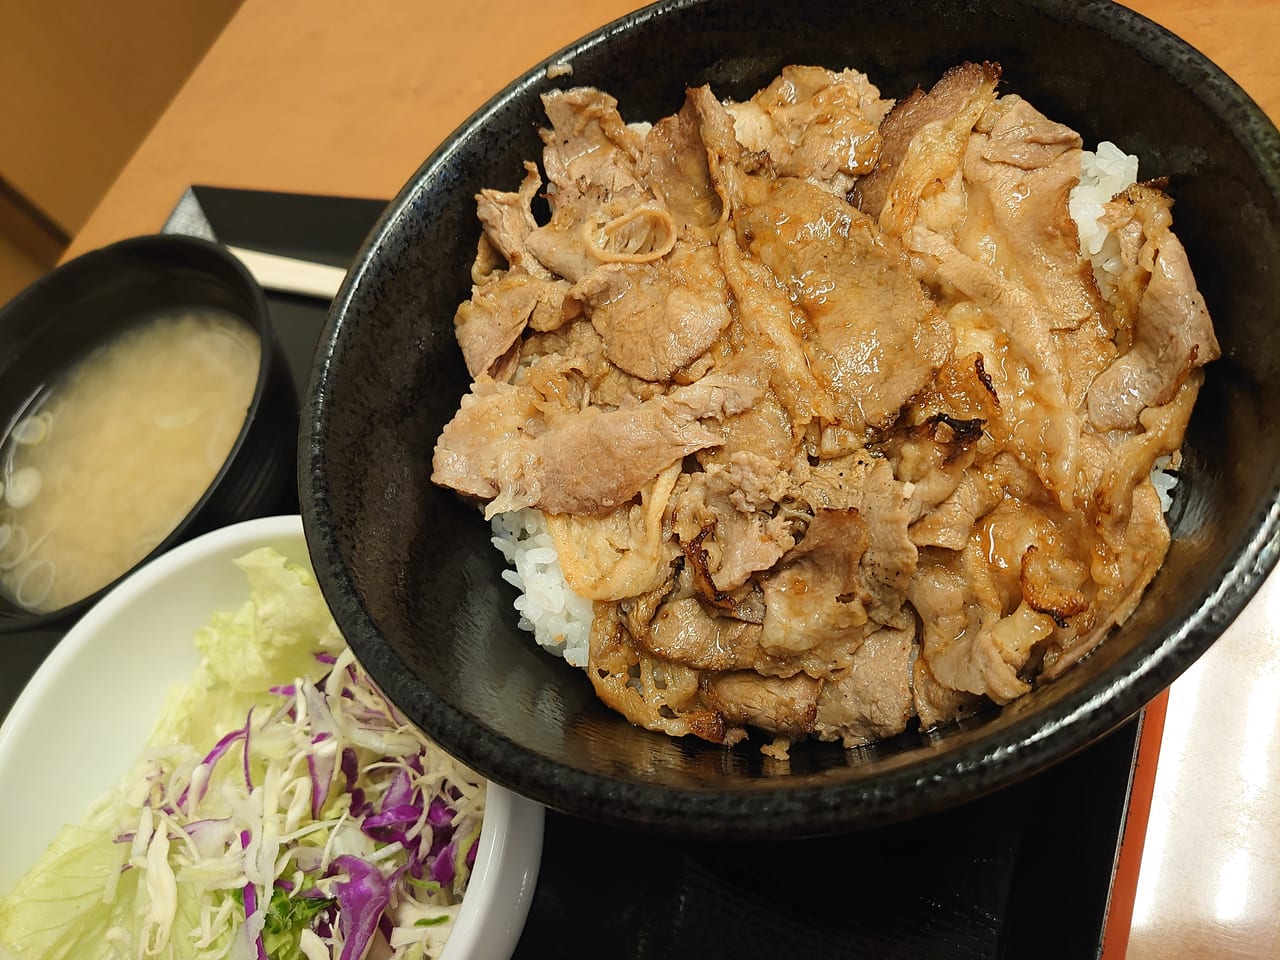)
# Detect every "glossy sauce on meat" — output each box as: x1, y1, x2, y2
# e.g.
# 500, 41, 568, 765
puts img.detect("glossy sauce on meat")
431, 62, 1218, 753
